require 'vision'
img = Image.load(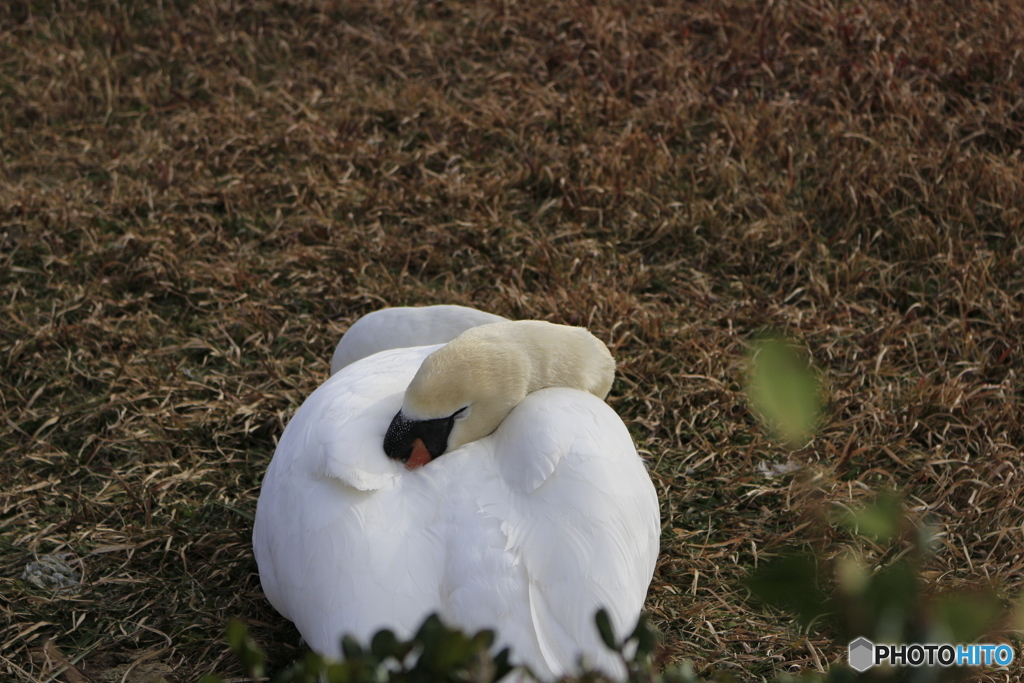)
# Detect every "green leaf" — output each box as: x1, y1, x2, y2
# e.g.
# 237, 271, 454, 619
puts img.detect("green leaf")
340, 634, 363, 660
748, 336, 820, 447
628, 613, 658, 662
469, 628, 495, 652
414, 613, 443, 647
408, 615, 495, 674
660, 661, 701, 683
839, 492, 902, 542
225, 619, 248, 651
864, 560, 917, 642
319, 663, 352, 683
270, 652, 329, 683
321, 662, 350, 683
301, 651, 330, 683
370, 628, 398, 660
225, 619, 265, 679
747, 553, 831, 628
493, 647, 513, 681
935, 591, 1002, 643
595, 608, 618, 650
